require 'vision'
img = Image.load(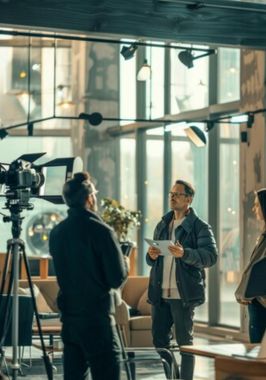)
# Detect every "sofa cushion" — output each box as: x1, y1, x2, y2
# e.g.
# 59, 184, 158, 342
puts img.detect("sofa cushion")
19, 284, 53, 313
137, 289, 151, 315
130, 315, 152, 330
